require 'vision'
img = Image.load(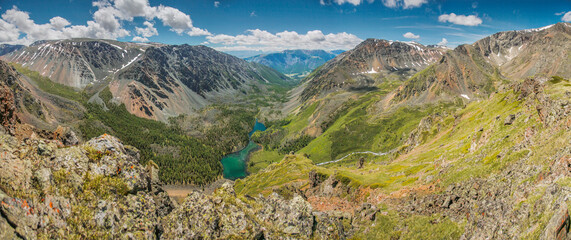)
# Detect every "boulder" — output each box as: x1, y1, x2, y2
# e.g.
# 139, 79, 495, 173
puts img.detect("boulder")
504, 114, 516, 125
